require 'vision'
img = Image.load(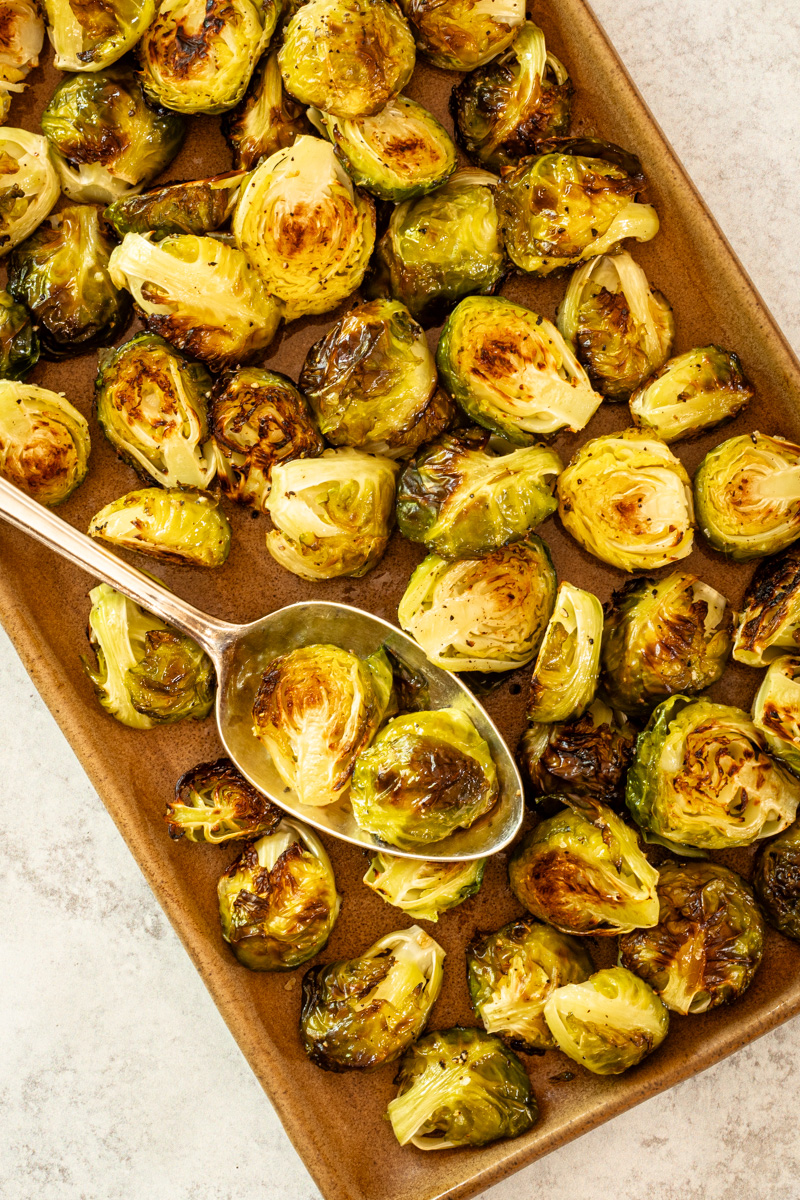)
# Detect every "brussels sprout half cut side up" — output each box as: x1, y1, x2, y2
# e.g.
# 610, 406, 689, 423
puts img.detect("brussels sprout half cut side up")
630, 345, 753, 442
363, 852, 486, 922
0, 290, 38, 380
753, 823, 800, 942
301, 925, 445, 1071
223, 49, 312, 172
399, 0, 524, 71
733, 545, 800, 666
0, 129, 59, 257
88, 488, 231, 568
0, 0, 43, 101
104, 171, 248, 240
526, 581, 603, 723
752, 655, 800, 776
0, 381, 90, 505
44, 0, 154, 71
166, 756, 283, 843
518, 699, 635, 810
